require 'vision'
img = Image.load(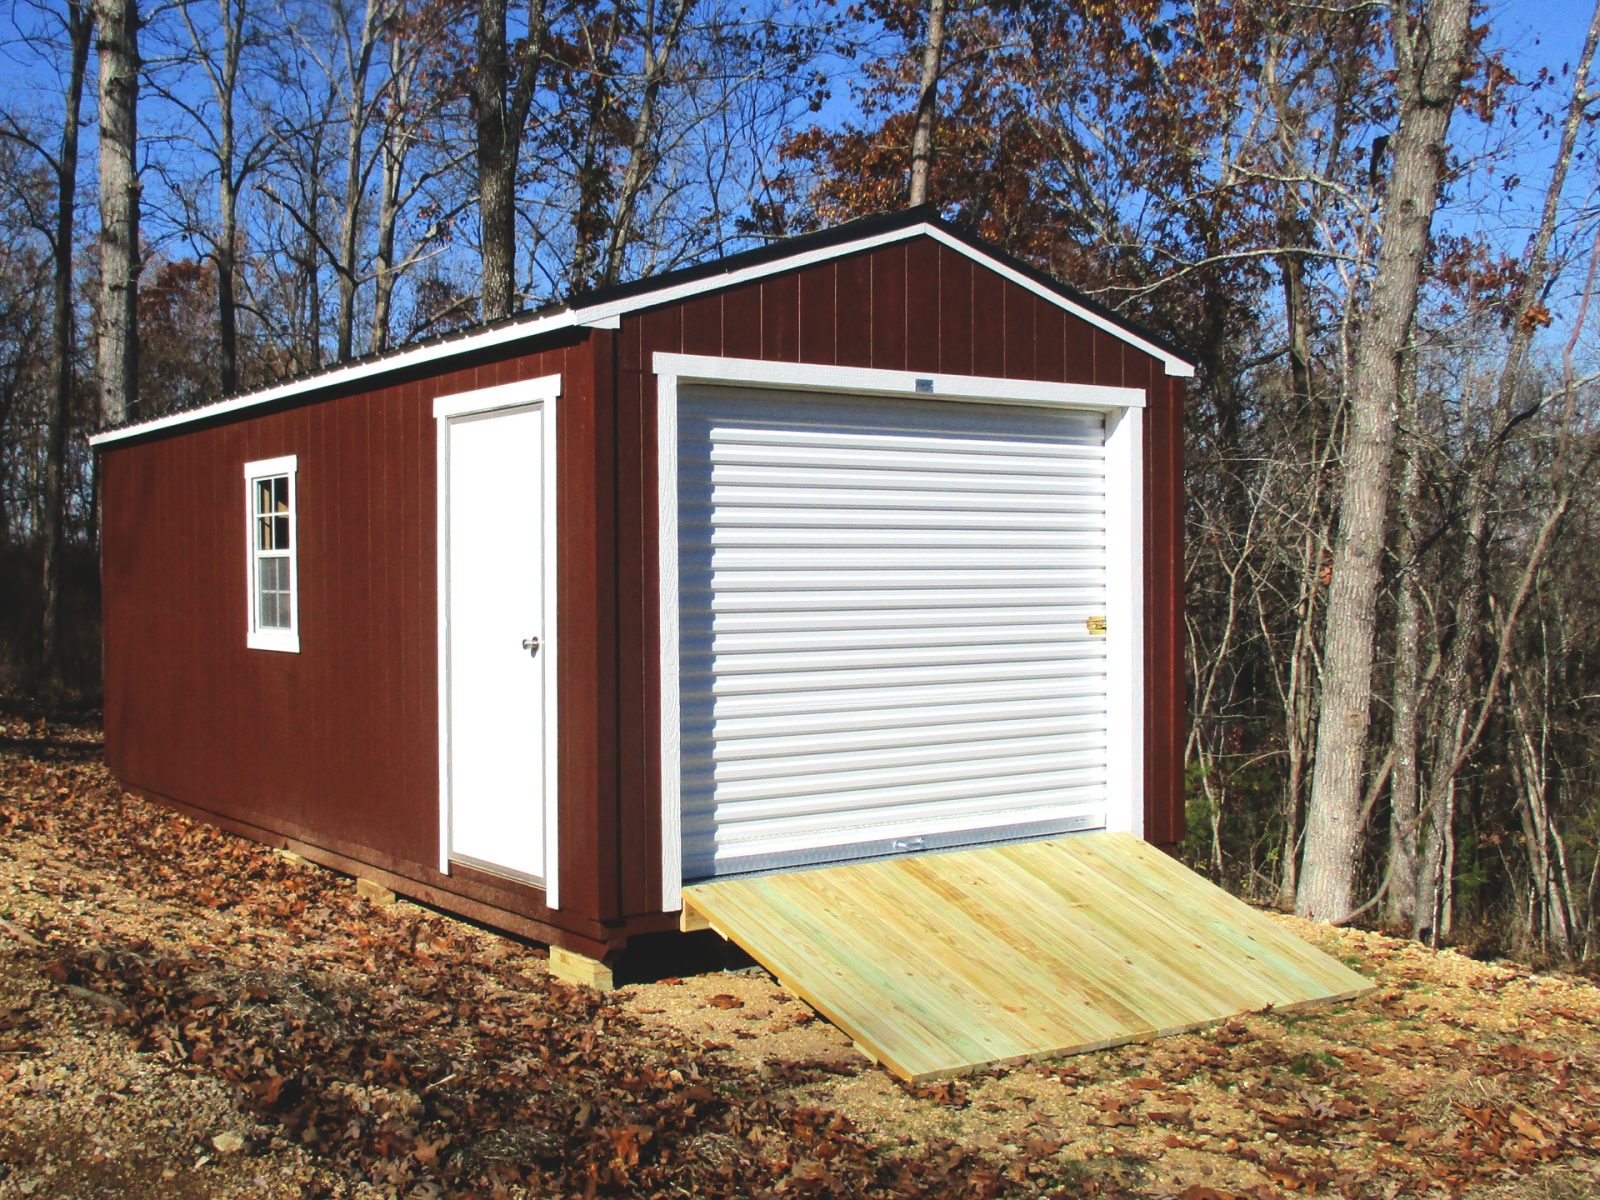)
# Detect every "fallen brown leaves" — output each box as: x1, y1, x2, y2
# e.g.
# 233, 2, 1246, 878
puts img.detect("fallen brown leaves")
4, 718, 1600, 1200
